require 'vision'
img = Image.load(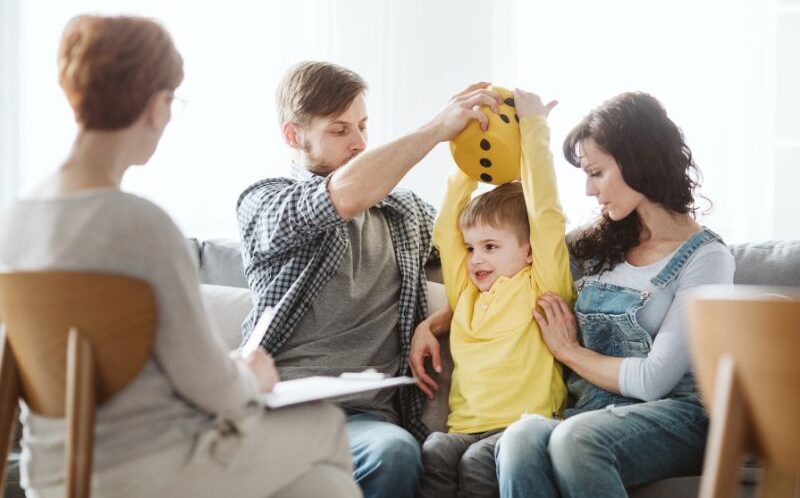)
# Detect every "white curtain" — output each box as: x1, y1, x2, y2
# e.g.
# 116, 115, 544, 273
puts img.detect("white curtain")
3, 0, 794, 242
